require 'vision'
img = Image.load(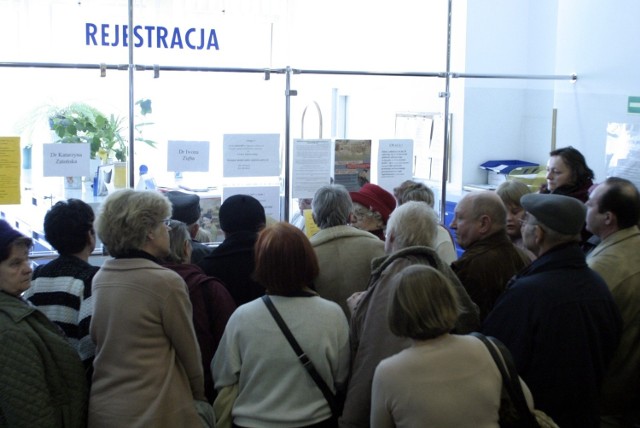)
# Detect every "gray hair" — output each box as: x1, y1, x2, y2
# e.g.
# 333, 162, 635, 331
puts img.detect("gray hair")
395, 180, 435, 207
166, 220, 191, 264
386, 201, 438, 251
312, 184, 353, 229
96, 189, 171, 257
